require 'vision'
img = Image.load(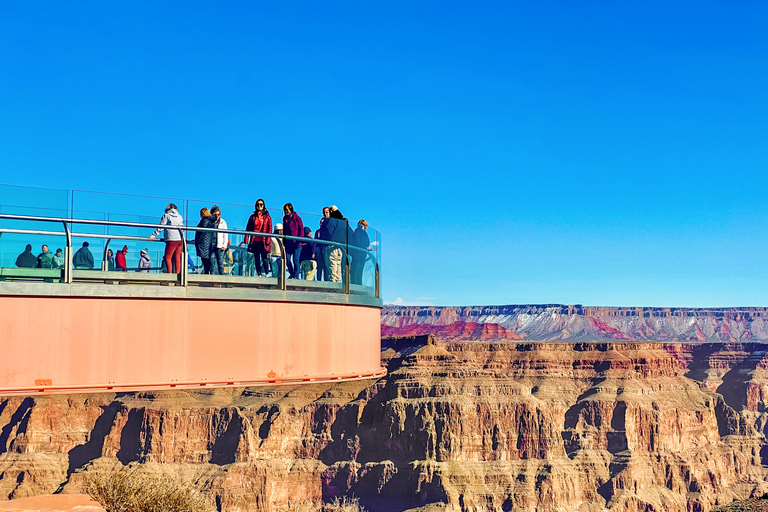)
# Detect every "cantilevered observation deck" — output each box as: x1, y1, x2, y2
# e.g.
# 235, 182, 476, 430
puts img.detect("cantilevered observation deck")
0, 186, 384, 395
